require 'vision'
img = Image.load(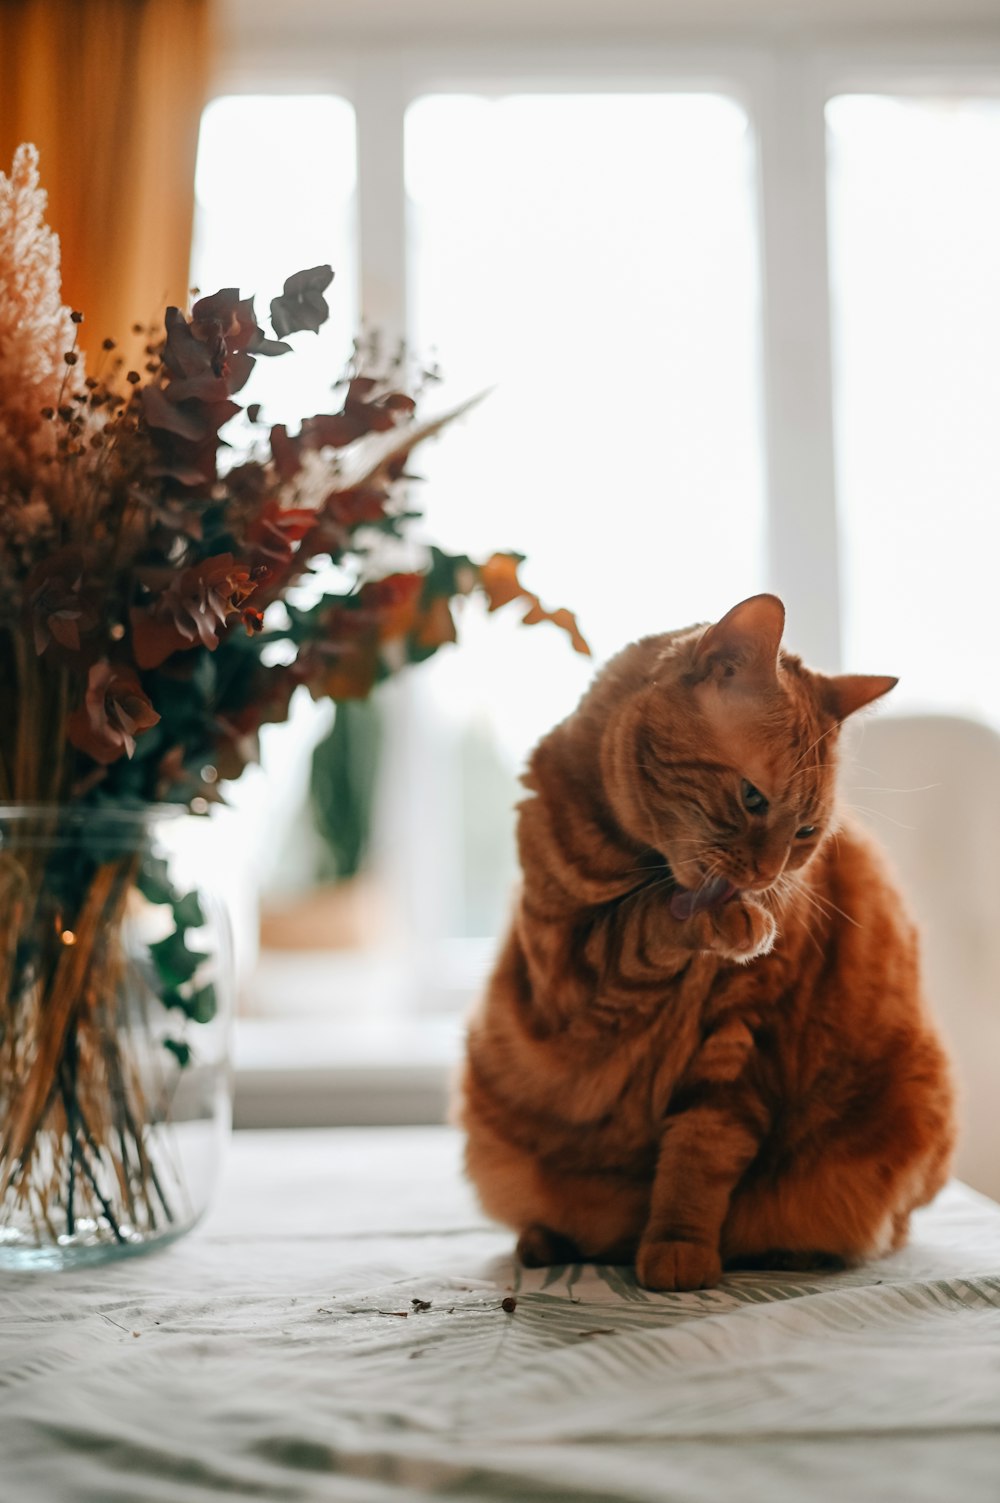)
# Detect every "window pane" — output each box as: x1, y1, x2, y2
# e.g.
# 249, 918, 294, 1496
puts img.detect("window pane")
828, 95, 1000, 722
191, 95, 358, 429
407, 92, 765, 937
190, 95, 361, 998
